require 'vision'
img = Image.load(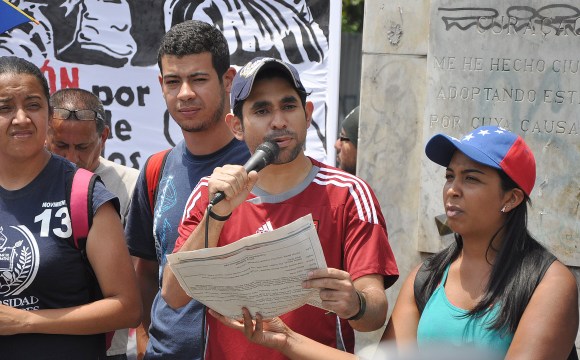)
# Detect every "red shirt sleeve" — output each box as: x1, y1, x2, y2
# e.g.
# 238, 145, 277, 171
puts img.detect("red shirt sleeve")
342, 178, 399, 288
174, 177, 210, 252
